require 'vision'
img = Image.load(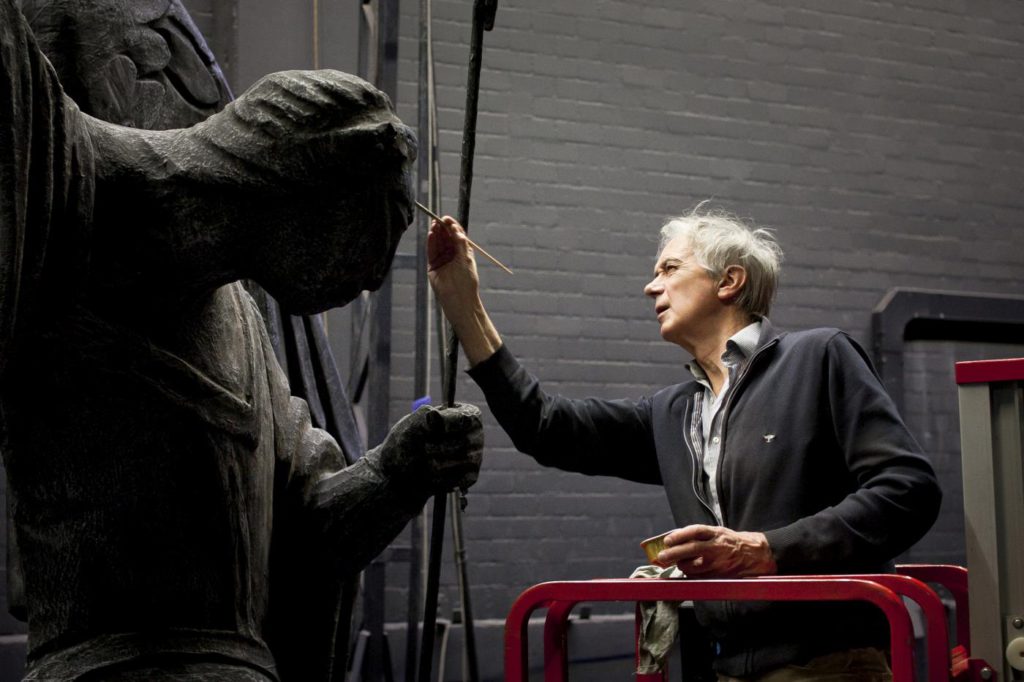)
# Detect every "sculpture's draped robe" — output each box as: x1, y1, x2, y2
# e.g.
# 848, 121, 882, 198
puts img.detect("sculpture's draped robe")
0, 3, 418, 678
